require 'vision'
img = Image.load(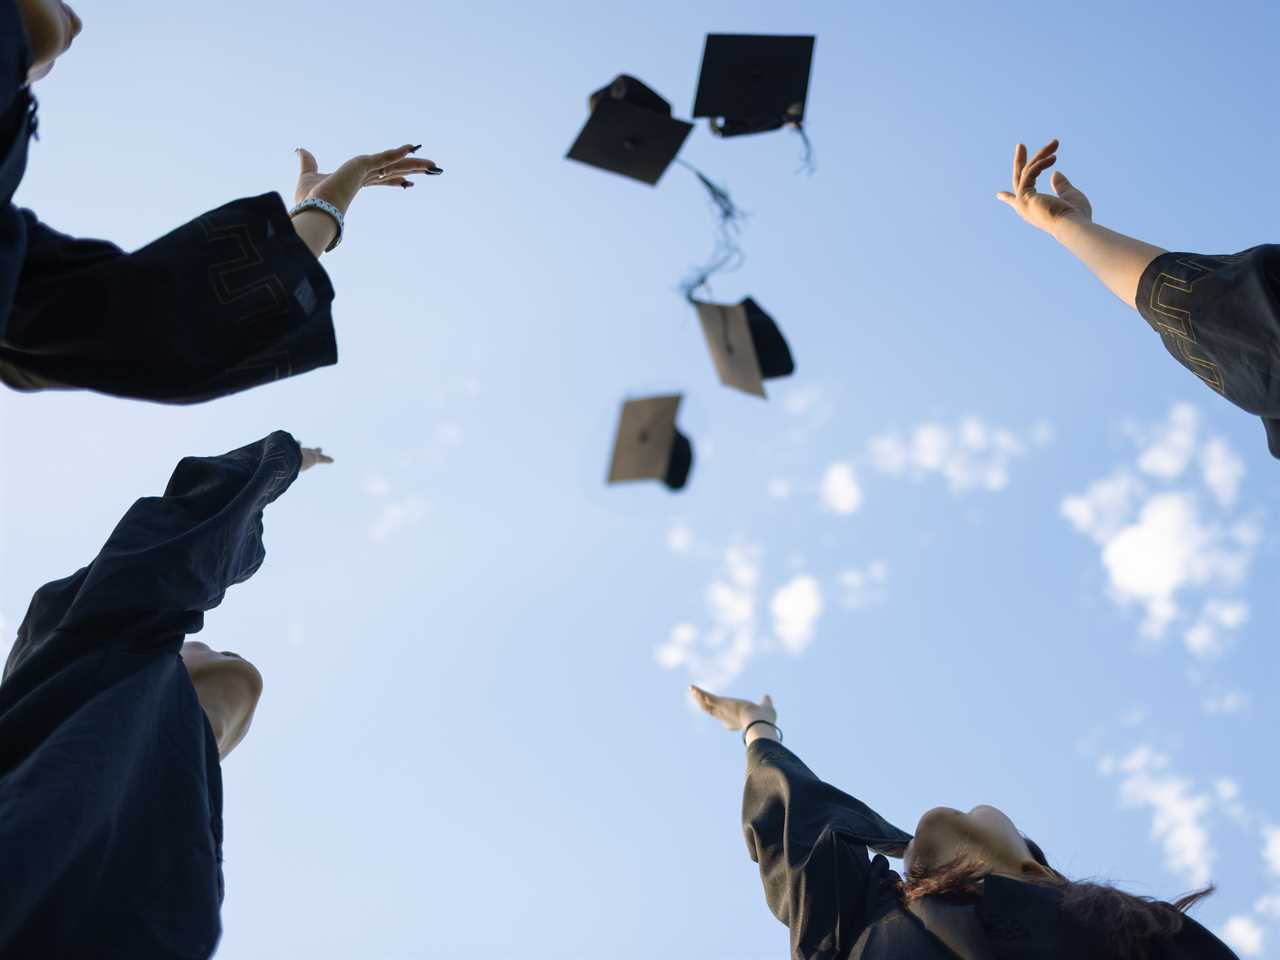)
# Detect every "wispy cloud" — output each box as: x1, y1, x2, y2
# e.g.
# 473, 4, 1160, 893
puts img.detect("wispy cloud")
1202, 690, 1250, 716
1061, 405, 1258, 649
1098, 744, 1214, 887
867, 416, 1049, 493
656, 546, 840, 689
